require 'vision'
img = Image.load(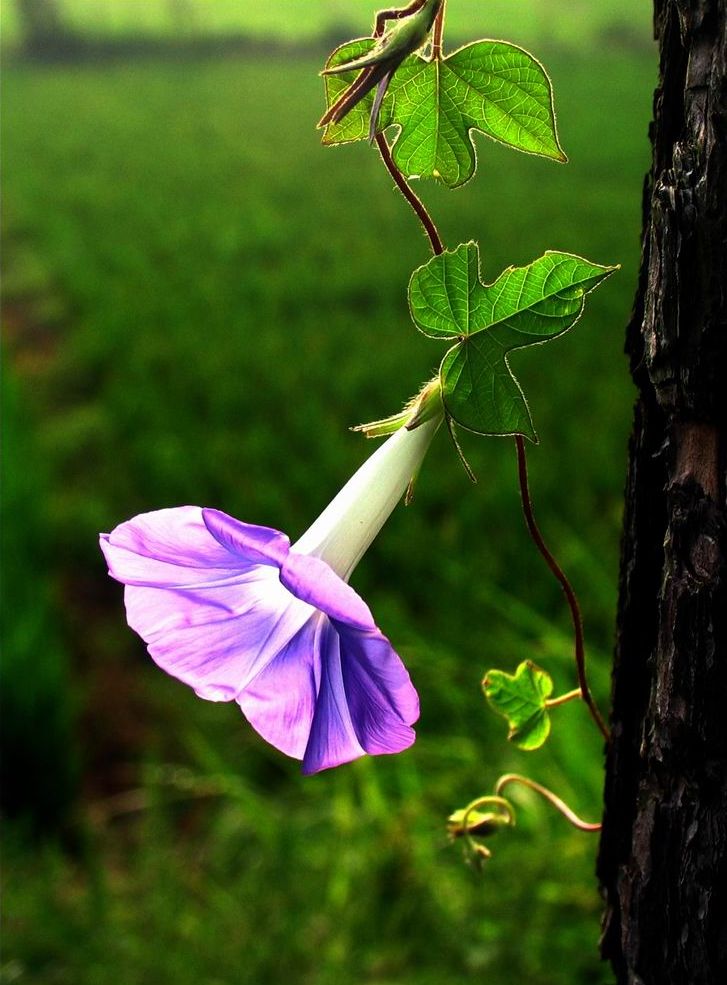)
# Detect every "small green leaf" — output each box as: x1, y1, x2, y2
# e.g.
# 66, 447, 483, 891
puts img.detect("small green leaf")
322, 39, 565, 188
408, 242, 617, 438
483, 660, 554, 750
